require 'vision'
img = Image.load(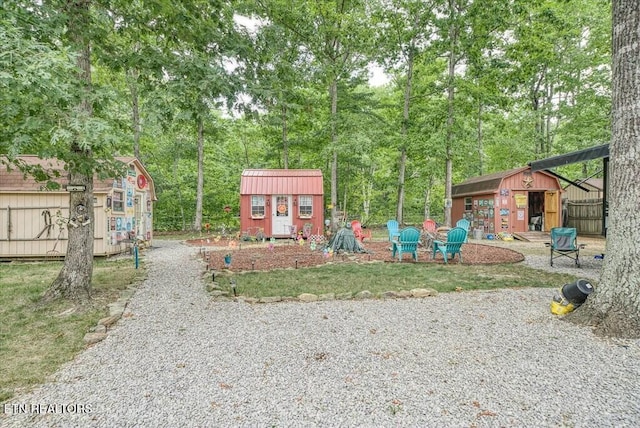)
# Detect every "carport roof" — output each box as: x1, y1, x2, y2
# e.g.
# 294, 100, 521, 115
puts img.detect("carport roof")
529, 144, 609, 171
